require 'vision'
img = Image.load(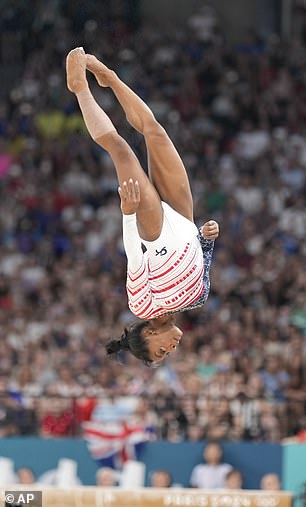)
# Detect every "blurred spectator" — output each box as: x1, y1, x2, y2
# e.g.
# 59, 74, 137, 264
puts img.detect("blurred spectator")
17, 467, 36, 485
190, 442, 233, 489
96, 467, 118, 487
260, 473, 281, 491
225, 469, 243, 490
149, 470, 172, 488
39, 398, 75, 437
0, 394, 19, 437
260, 356, 289, 403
